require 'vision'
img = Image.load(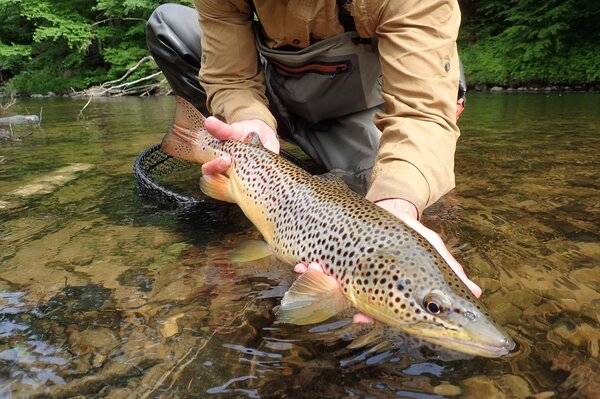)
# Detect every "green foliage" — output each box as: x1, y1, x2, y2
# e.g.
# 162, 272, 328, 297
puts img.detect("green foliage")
0, 0, 192, 95
459, 0, 600, 86
0, 43, 32, 71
